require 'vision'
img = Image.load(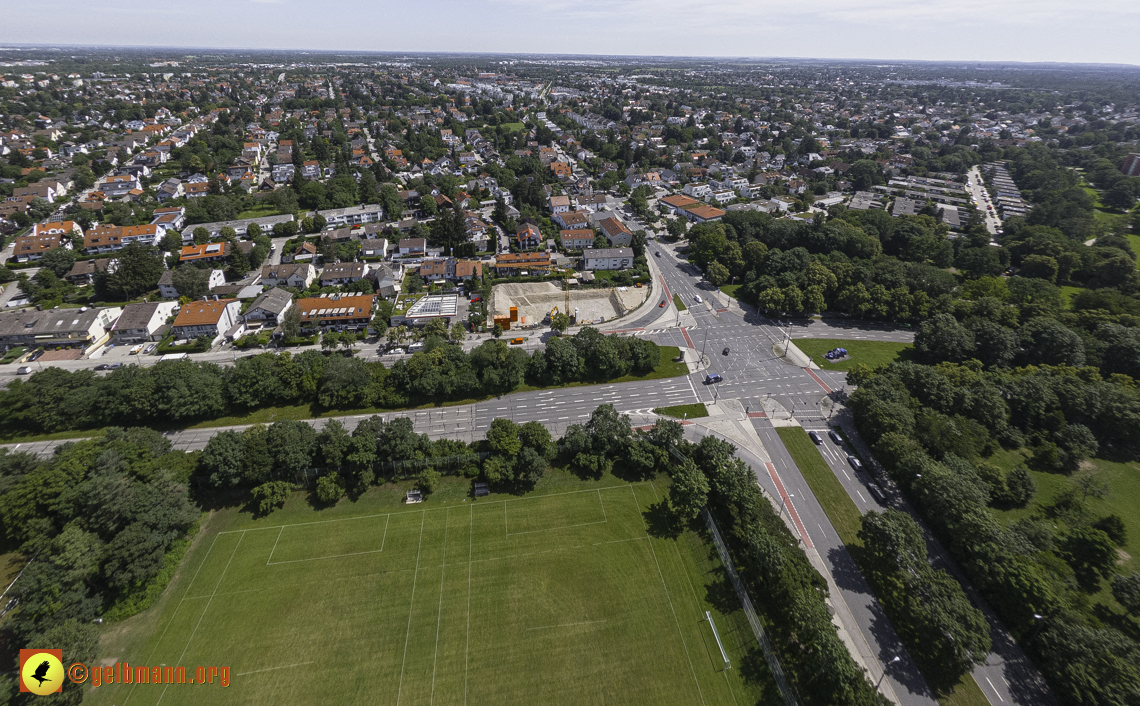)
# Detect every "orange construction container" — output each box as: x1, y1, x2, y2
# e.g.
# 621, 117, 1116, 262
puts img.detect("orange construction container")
509, 306, 518, 322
